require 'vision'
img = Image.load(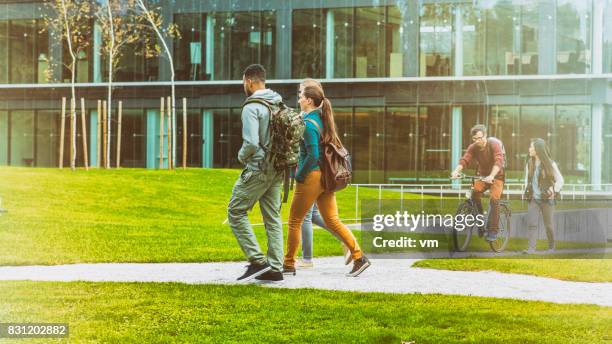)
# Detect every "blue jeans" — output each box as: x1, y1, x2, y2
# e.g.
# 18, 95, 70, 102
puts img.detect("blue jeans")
301, 204, 341, 260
